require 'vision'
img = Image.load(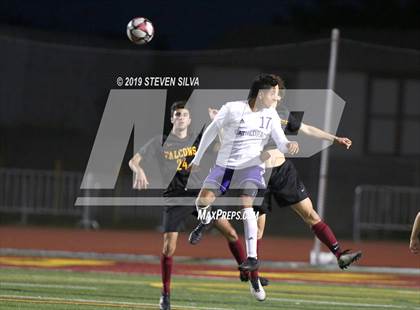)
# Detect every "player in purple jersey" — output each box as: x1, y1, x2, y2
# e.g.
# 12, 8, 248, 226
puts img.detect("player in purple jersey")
188, 74, 299, 300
